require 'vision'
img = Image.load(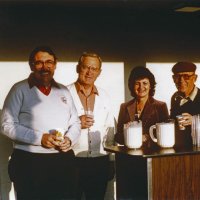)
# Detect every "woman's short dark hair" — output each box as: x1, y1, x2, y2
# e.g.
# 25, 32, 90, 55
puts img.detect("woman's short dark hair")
128, 66, 156, 97
29, 46, 57, 70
